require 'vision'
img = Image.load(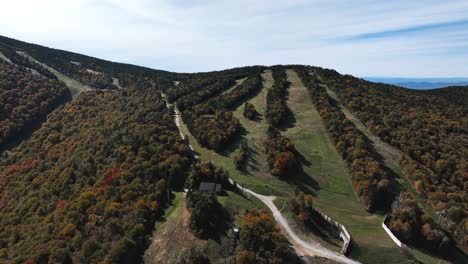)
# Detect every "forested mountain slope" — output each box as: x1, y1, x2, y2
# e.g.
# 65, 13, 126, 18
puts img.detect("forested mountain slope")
0, 76, 194, 262
0, 36, 175, 91
0, 35, 466, 263
316, 68, 467, 252
0, 35, 281, 263
0, 60, 69, 151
